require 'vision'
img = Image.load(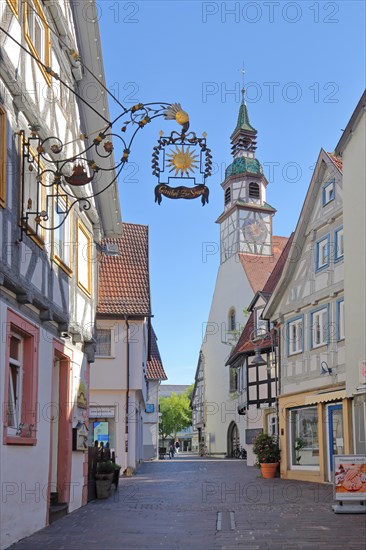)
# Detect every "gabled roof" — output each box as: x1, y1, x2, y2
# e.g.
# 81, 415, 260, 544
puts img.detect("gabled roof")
263, 149, 342, 319
146, 327, 167, 381
97, 223, 151, 317
227, 234, 294, 365
326, 152, 343, 173
239, 235, 288, 293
